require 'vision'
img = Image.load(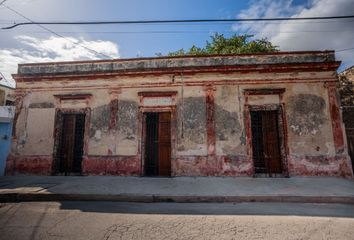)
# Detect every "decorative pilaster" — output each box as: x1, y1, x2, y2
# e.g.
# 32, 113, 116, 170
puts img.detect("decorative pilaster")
325, 82, 345, 153
204, 85, 216, 157
109, 89, 121, 131
6, 90, 28, 175
11, 90, 27, 138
